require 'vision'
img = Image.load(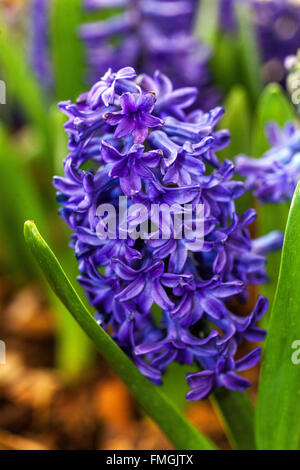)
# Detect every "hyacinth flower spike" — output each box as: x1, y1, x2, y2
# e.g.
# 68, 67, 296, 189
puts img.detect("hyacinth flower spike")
54, 67, 282, 399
